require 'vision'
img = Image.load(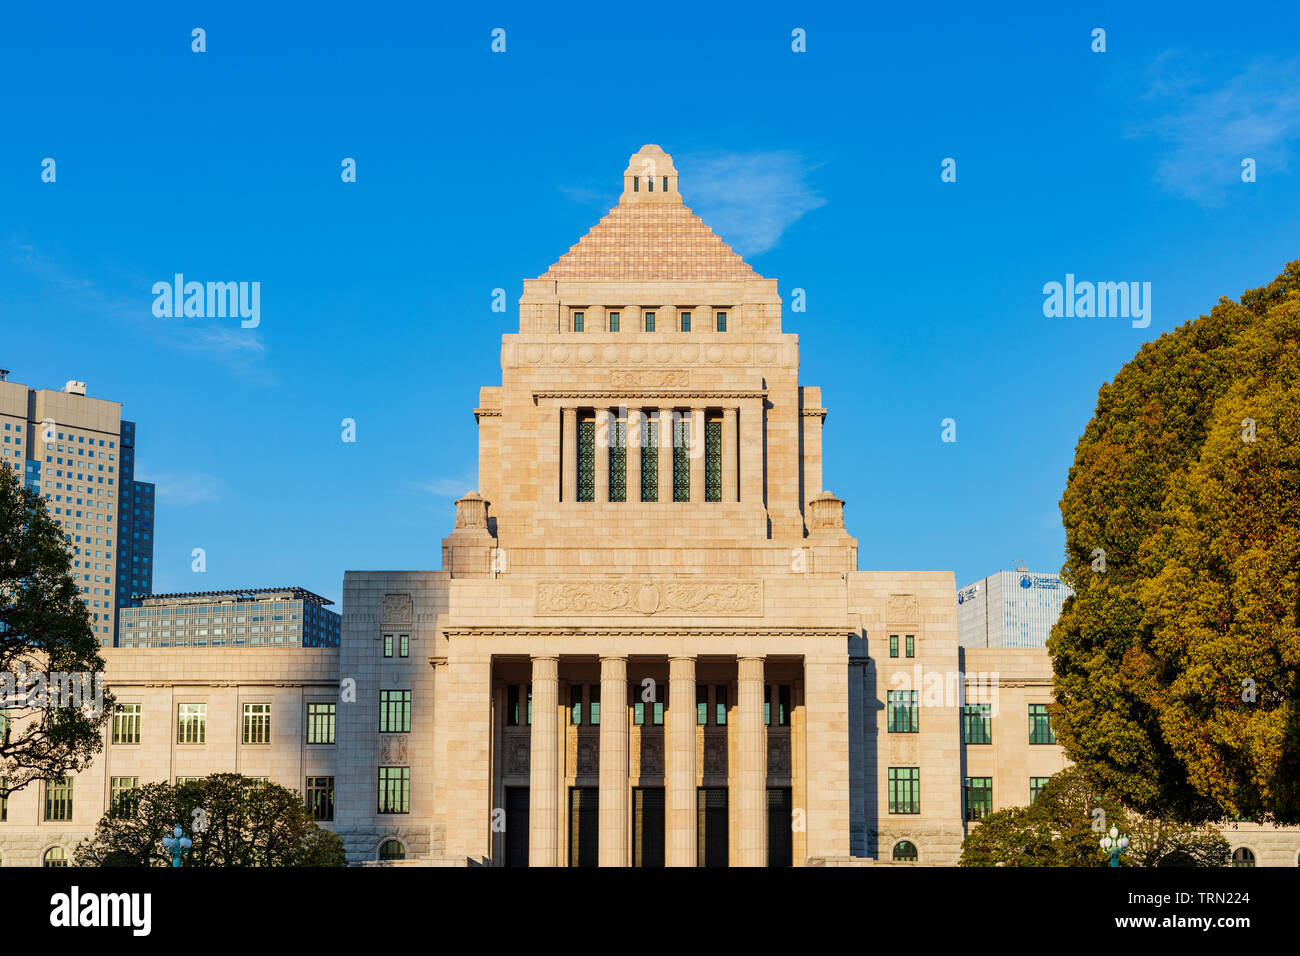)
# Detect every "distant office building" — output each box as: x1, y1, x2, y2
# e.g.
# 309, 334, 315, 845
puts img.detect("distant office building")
957, 569, 1074, 649
117, 587, 341, 648
0, 373, 155, 646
